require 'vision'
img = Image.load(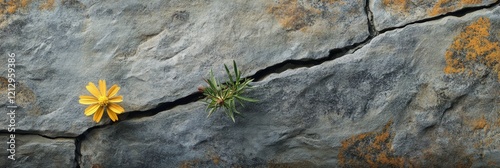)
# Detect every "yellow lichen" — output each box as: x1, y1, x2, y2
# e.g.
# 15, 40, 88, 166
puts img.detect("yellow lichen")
473, 115, 488, 130
267, 0, 315, 31
211, 155, 220, 165
0, 0, 55, 20
444, 17, 500, 80
319, 0, 339, 3
381, 0, 484, 16
267, 0, 341, 31
430, 0, 483, 16
338, 120, 405, 167
20, 0, 30, 7
6, 4, 16, 14
179, 160, 199, 168
382, 0, 408, 12
39, 0, 54, 10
